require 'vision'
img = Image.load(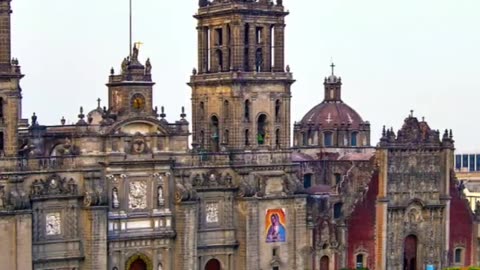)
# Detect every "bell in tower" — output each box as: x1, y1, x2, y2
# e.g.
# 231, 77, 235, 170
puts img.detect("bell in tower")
189, 0, 294, 153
